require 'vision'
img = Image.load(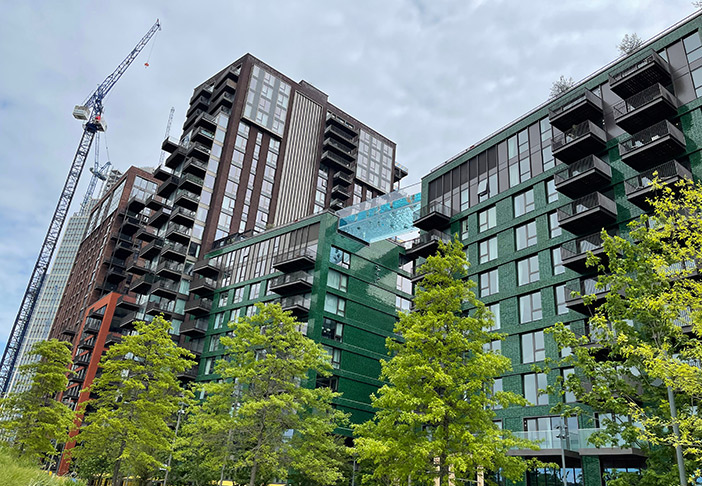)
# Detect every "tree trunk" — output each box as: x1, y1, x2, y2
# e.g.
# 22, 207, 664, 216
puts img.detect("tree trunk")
112, 440, 126, 486
248, 459, 258, 486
